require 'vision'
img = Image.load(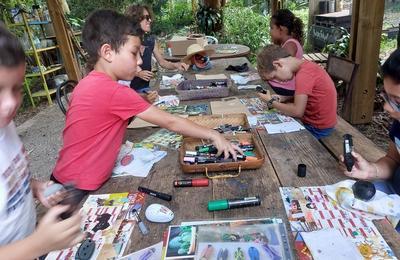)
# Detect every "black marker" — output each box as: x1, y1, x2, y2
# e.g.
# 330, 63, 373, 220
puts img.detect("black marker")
343, 134, 355, 172
138, 186, 172, 201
